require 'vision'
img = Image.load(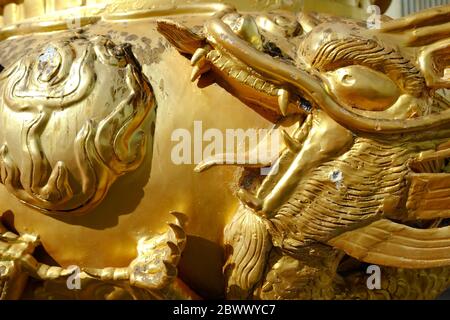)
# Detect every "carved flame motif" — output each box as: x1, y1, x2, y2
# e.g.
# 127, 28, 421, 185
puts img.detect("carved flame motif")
159, 5, 450, 299
0, 35, 155, 214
